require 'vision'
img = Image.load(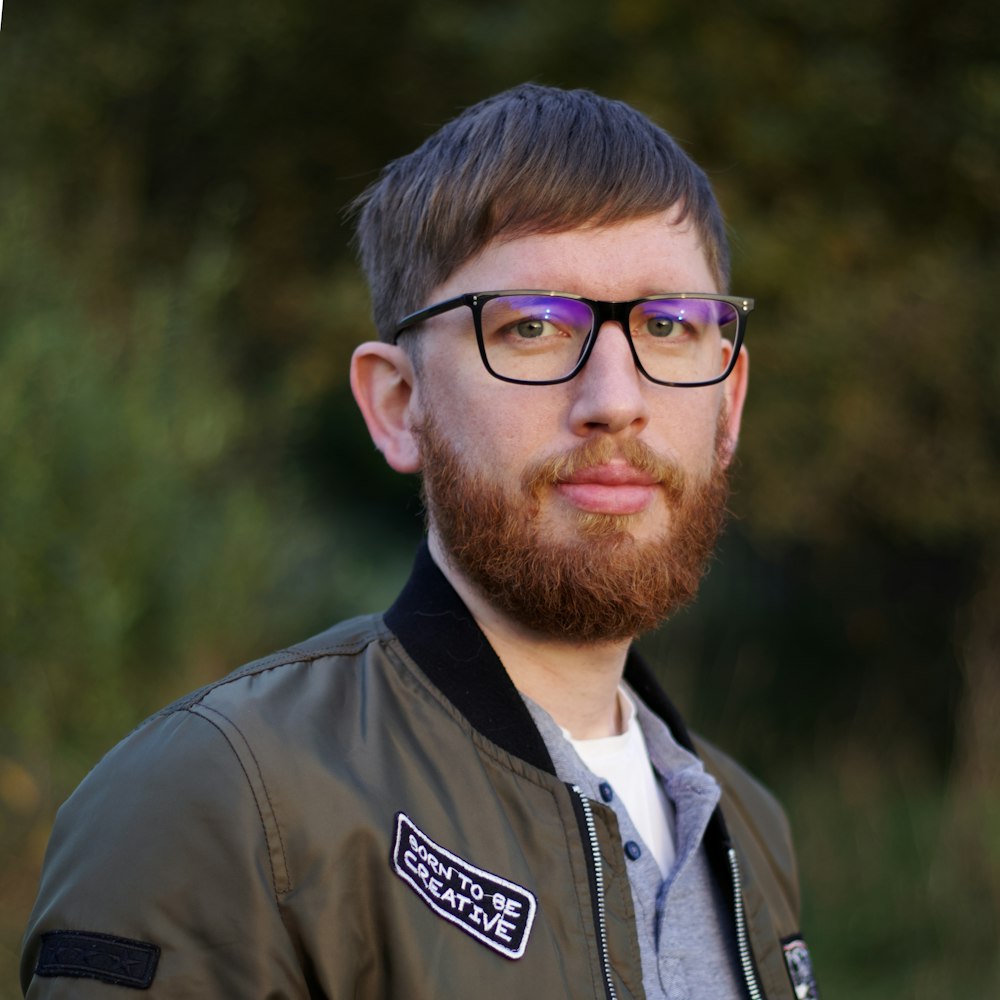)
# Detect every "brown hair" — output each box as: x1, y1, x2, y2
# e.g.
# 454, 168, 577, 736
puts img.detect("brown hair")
352, 84, 730, 341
